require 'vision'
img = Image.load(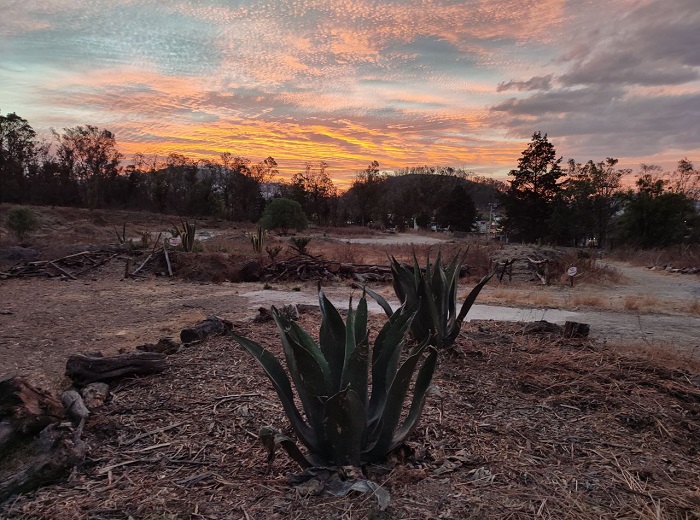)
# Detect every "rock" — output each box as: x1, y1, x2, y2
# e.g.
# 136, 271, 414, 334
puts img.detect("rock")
61, 390, 89, 423
81, 382, 110, 409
